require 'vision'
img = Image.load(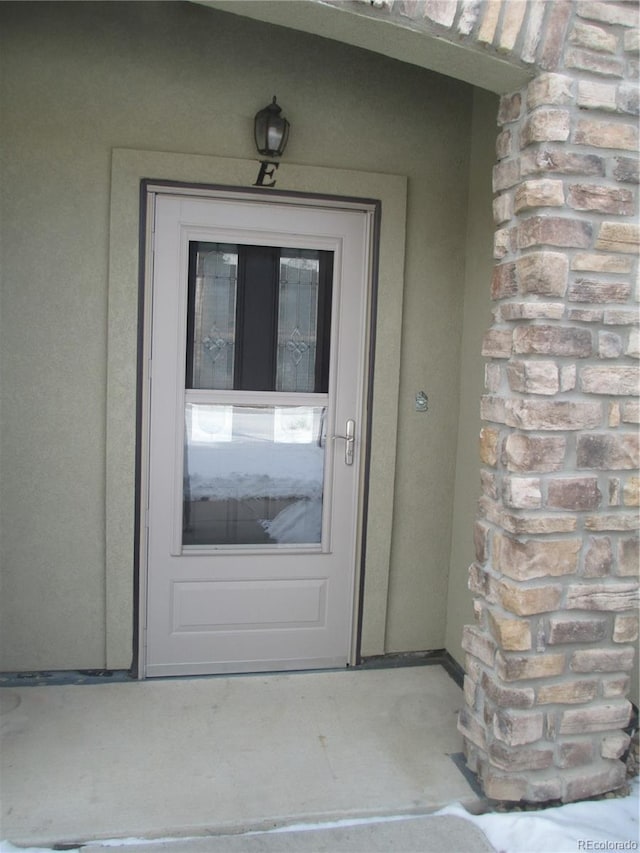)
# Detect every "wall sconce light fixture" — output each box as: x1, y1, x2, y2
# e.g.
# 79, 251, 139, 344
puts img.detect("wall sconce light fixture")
253, 96, 289, 187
